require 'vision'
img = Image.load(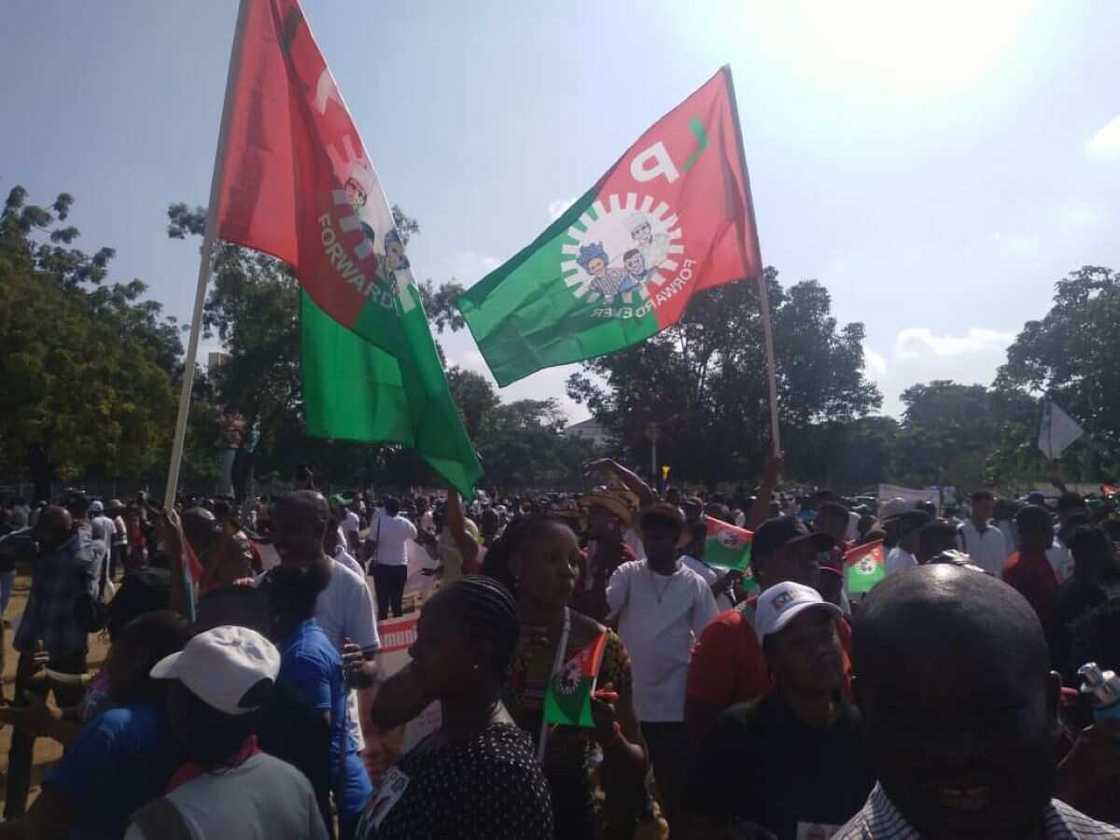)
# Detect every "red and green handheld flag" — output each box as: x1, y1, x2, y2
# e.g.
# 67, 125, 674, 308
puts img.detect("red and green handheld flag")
844, 541, 886, 596
543, 630, 609, 728
211, 0, 482, 497
703, 516, 758, 595
457, 67, 762, 386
